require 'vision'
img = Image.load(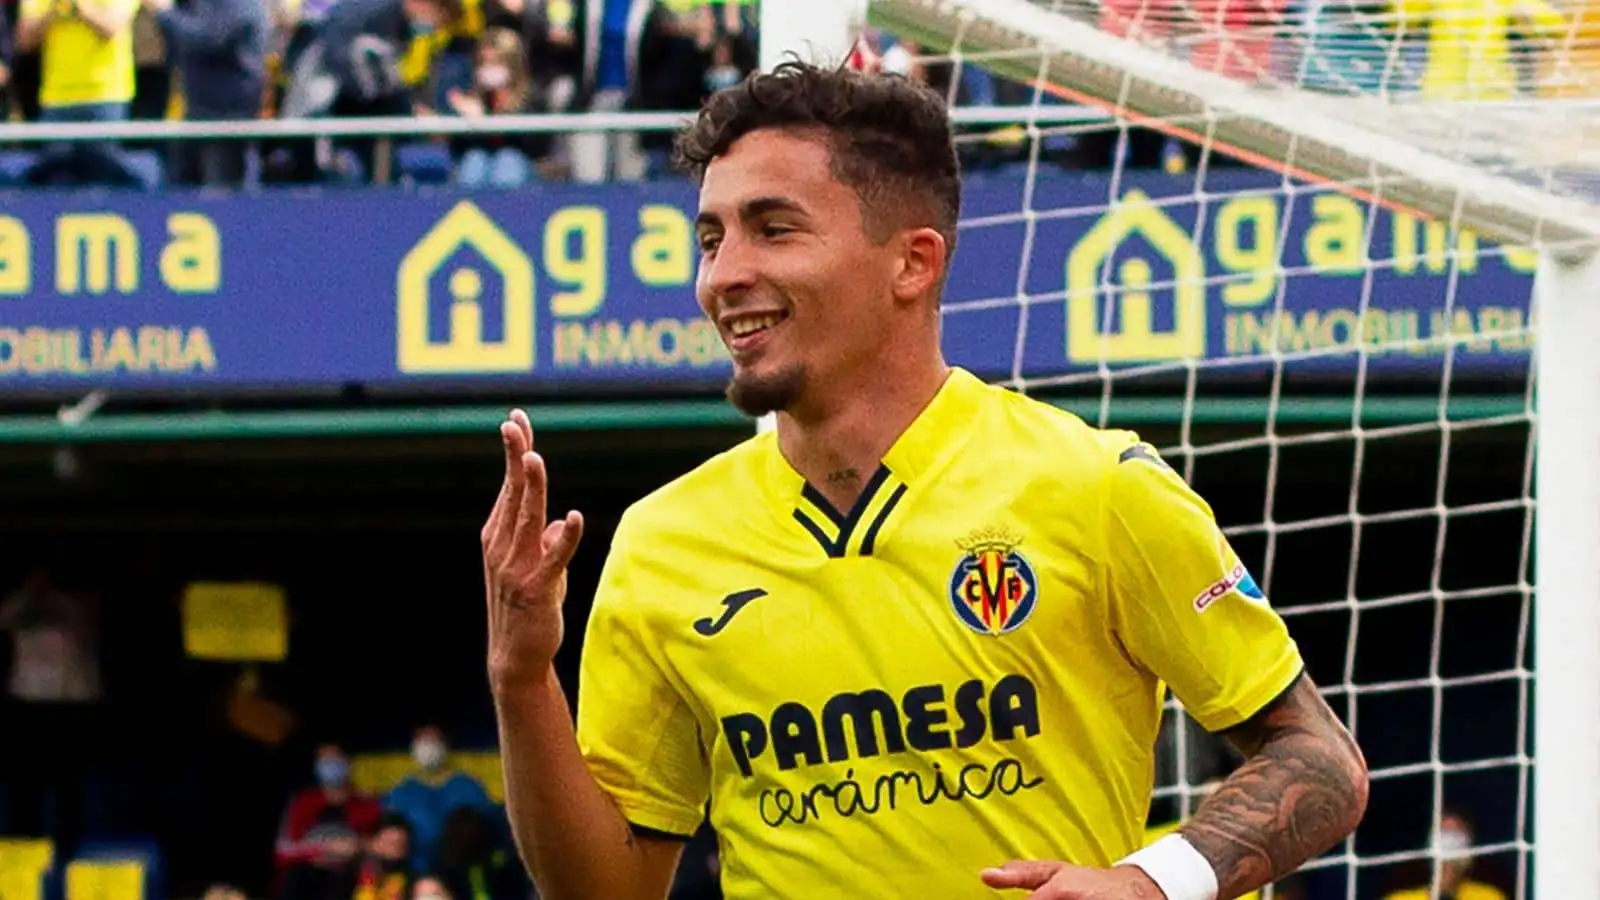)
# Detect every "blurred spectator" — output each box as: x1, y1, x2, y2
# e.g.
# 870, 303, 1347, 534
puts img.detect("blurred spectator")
565, 0, 657, 183
16, 0, 149, 187
1395, 0, 1565, 100
205, 884, 251, 900
5, 0, 45, 122
0, 567, 104, 853
701, 32, 738, 93
1381, 809, 1507, 900
280, 814, 415, 900
447, 25, 542, 186
412, 875, 454, 900
275, 743, 384, 884
129, 6, 165, 123
354, 816, 416, 900
383, 725, 496, 873
1541, 0, 1600, 95
139, 0, 268, 186
314, 0, 458, 107
0, 5, 12, 120
395, 0, 482, 111
273, 0, 460, 182
432, 806, 528, 900
628, 0, 753, 177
